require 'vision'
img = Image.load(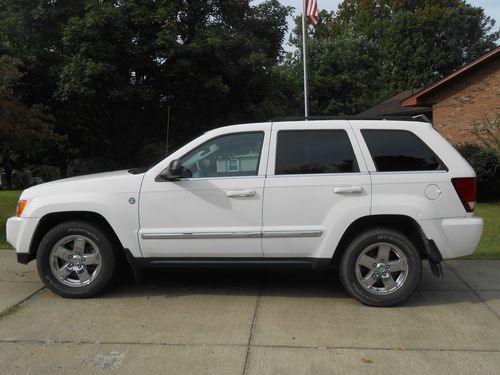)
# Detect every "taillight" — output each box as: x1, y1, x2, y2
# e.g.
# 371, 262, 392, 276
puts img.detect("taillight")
451, 177, 476, 213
